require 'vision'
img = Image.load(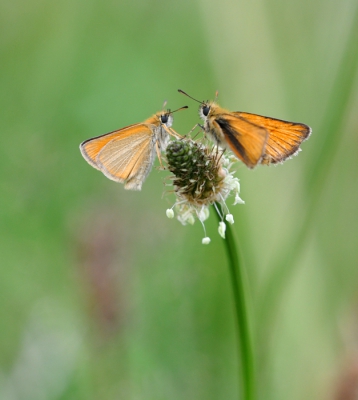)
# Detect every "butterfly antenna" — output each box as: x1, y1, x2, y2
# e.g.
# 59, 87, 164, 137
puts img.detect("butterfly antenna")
178, 89, 203, 104
170, 105, 189, 114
